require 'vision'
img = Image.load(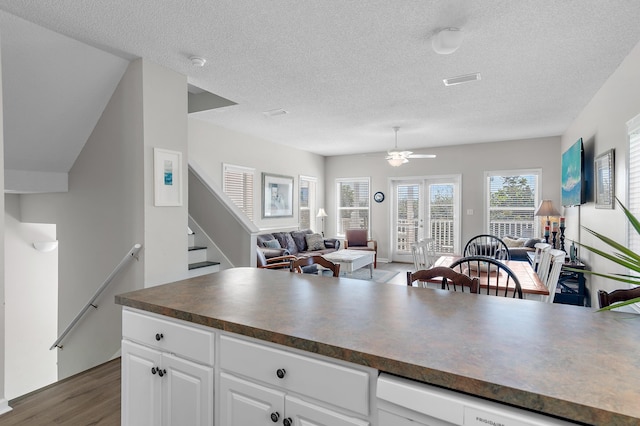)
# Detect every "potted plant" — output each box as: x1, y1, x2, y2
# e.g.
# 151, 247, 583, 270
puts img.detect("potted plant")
569, 197, 640, 311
